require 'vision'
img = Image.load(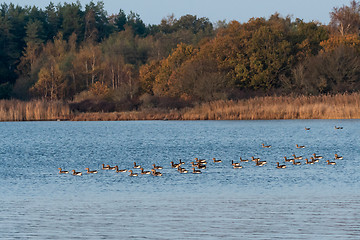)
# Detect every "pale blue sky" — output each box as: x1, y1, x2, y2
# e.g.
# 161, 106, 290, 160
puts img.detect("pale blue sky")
2, 0, 352, 24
